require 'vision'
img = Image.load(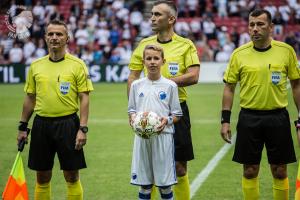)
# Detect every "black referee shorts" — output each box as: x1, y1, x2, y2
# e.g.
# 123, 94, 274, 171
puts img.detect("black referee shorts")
28, 113, 87, 171
233, 108, 296, 165
173, 101, 194, 161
